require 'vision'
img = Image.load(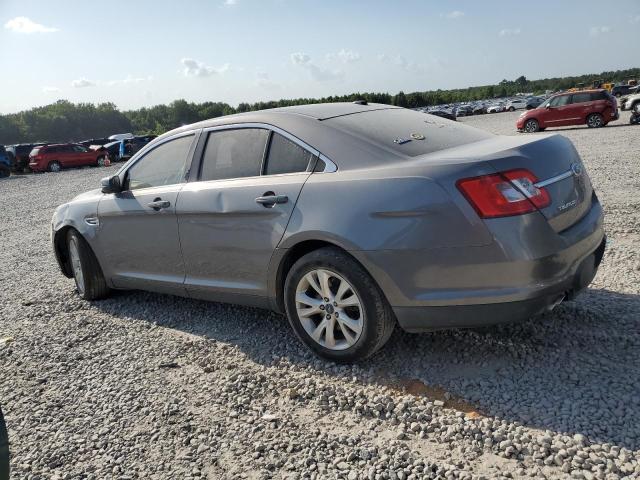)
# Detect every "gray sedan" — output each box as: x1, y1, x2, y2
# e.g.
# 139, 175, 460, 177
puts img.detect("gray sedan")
52, 102, 605, 361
